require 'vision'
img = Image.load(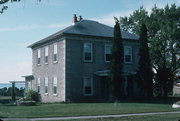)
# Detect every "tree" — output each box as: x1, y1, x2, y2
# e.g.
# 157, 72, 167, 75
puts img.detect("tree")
110, 20, 124, 100
137, 23, 153, 97
0, 0, 41, 13
11, 82, 16, 101
119, 4, 180, 97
